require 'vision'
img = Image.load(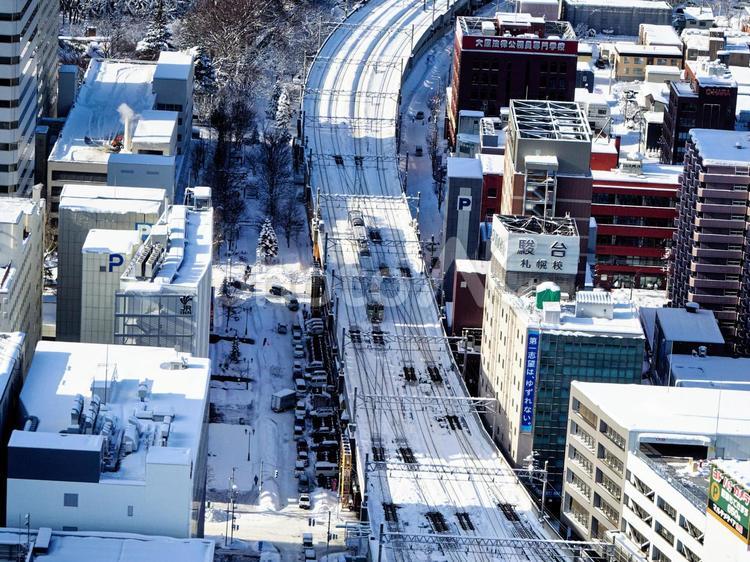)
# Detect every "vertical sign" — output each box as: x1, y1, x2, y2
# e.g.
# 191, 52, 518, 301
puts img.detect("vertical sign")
708, 463, 750, 545
520, 329, 540, 432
